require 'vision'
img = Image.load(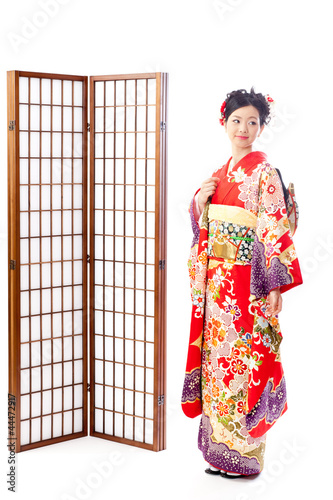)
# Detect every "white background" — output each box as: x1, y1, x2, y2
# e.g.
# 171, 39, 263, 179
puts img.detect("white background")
1, 0, 332, 499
